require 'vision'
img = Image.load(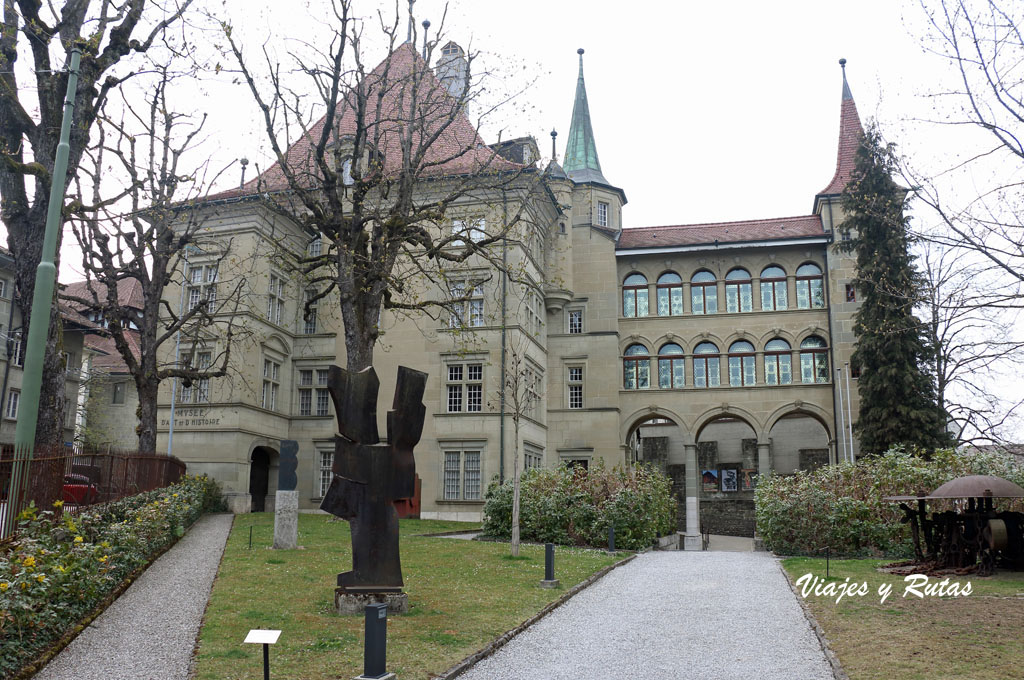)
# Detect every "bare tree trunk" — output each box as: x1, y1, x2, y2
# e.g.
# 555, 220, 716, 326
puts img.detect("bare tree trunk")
511, 415, 521, 557
136, 379, 160, 454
